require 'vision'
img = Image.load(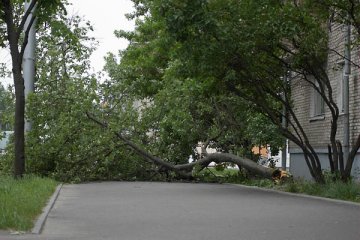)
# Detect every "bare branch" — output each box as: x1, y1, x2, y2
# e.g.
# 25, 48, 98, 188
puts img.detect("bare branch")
329, 48, 360, 70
